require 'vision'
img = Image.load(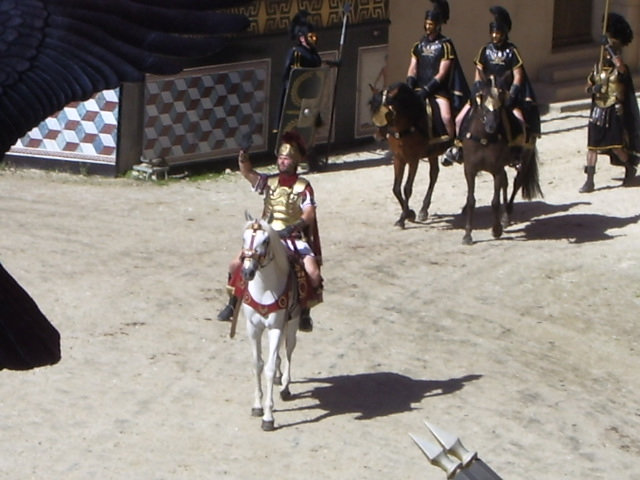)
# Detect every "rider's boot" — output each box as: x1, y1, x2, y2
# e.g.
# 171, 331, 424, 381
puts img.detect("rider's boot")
217, 295, 238, 322
299, 308, 313, 332
442, 140, 463, 166
623, 162, 637, 186
579, 165, 596, 193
